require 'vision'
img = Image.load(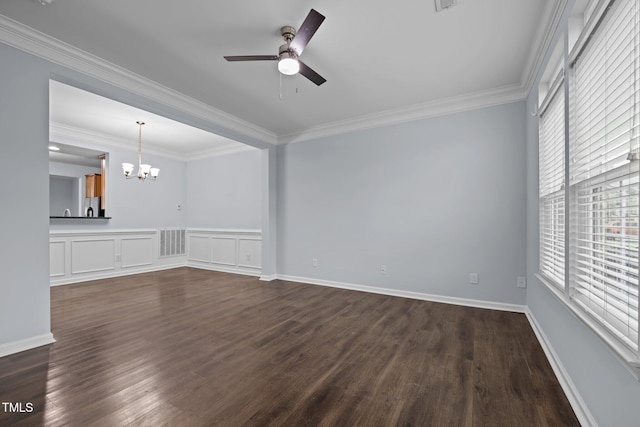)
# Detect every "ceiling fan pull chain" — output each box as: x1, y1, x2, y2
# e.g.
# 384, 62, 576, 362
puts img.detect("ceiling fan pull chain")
279, 72, 283, 100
